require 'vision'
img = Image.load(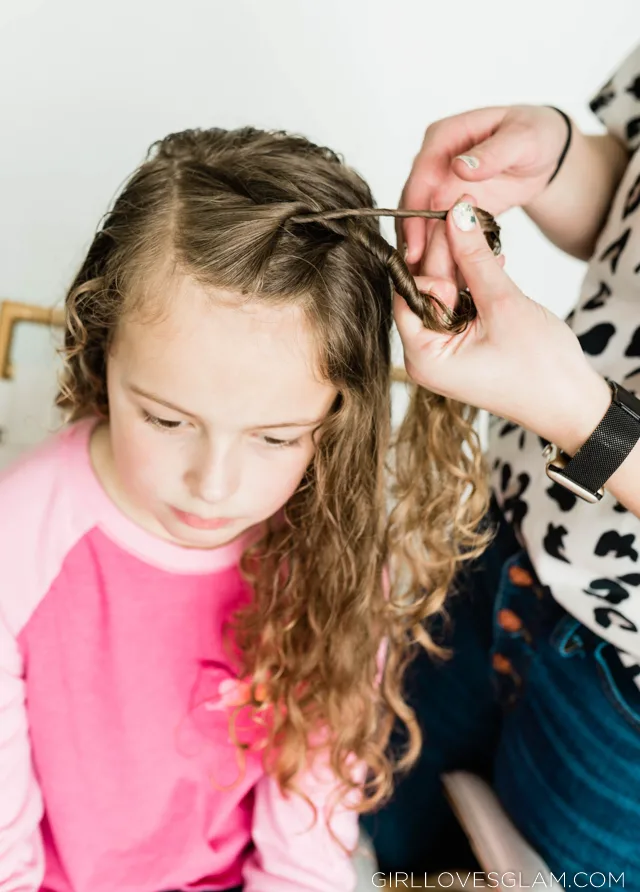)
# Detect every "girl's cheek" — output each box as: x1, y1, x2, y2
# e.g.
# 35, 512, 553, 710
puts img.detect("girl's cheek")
284, 453, 316, 495
252, 456, 307, 506
125, 435, 175, 487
